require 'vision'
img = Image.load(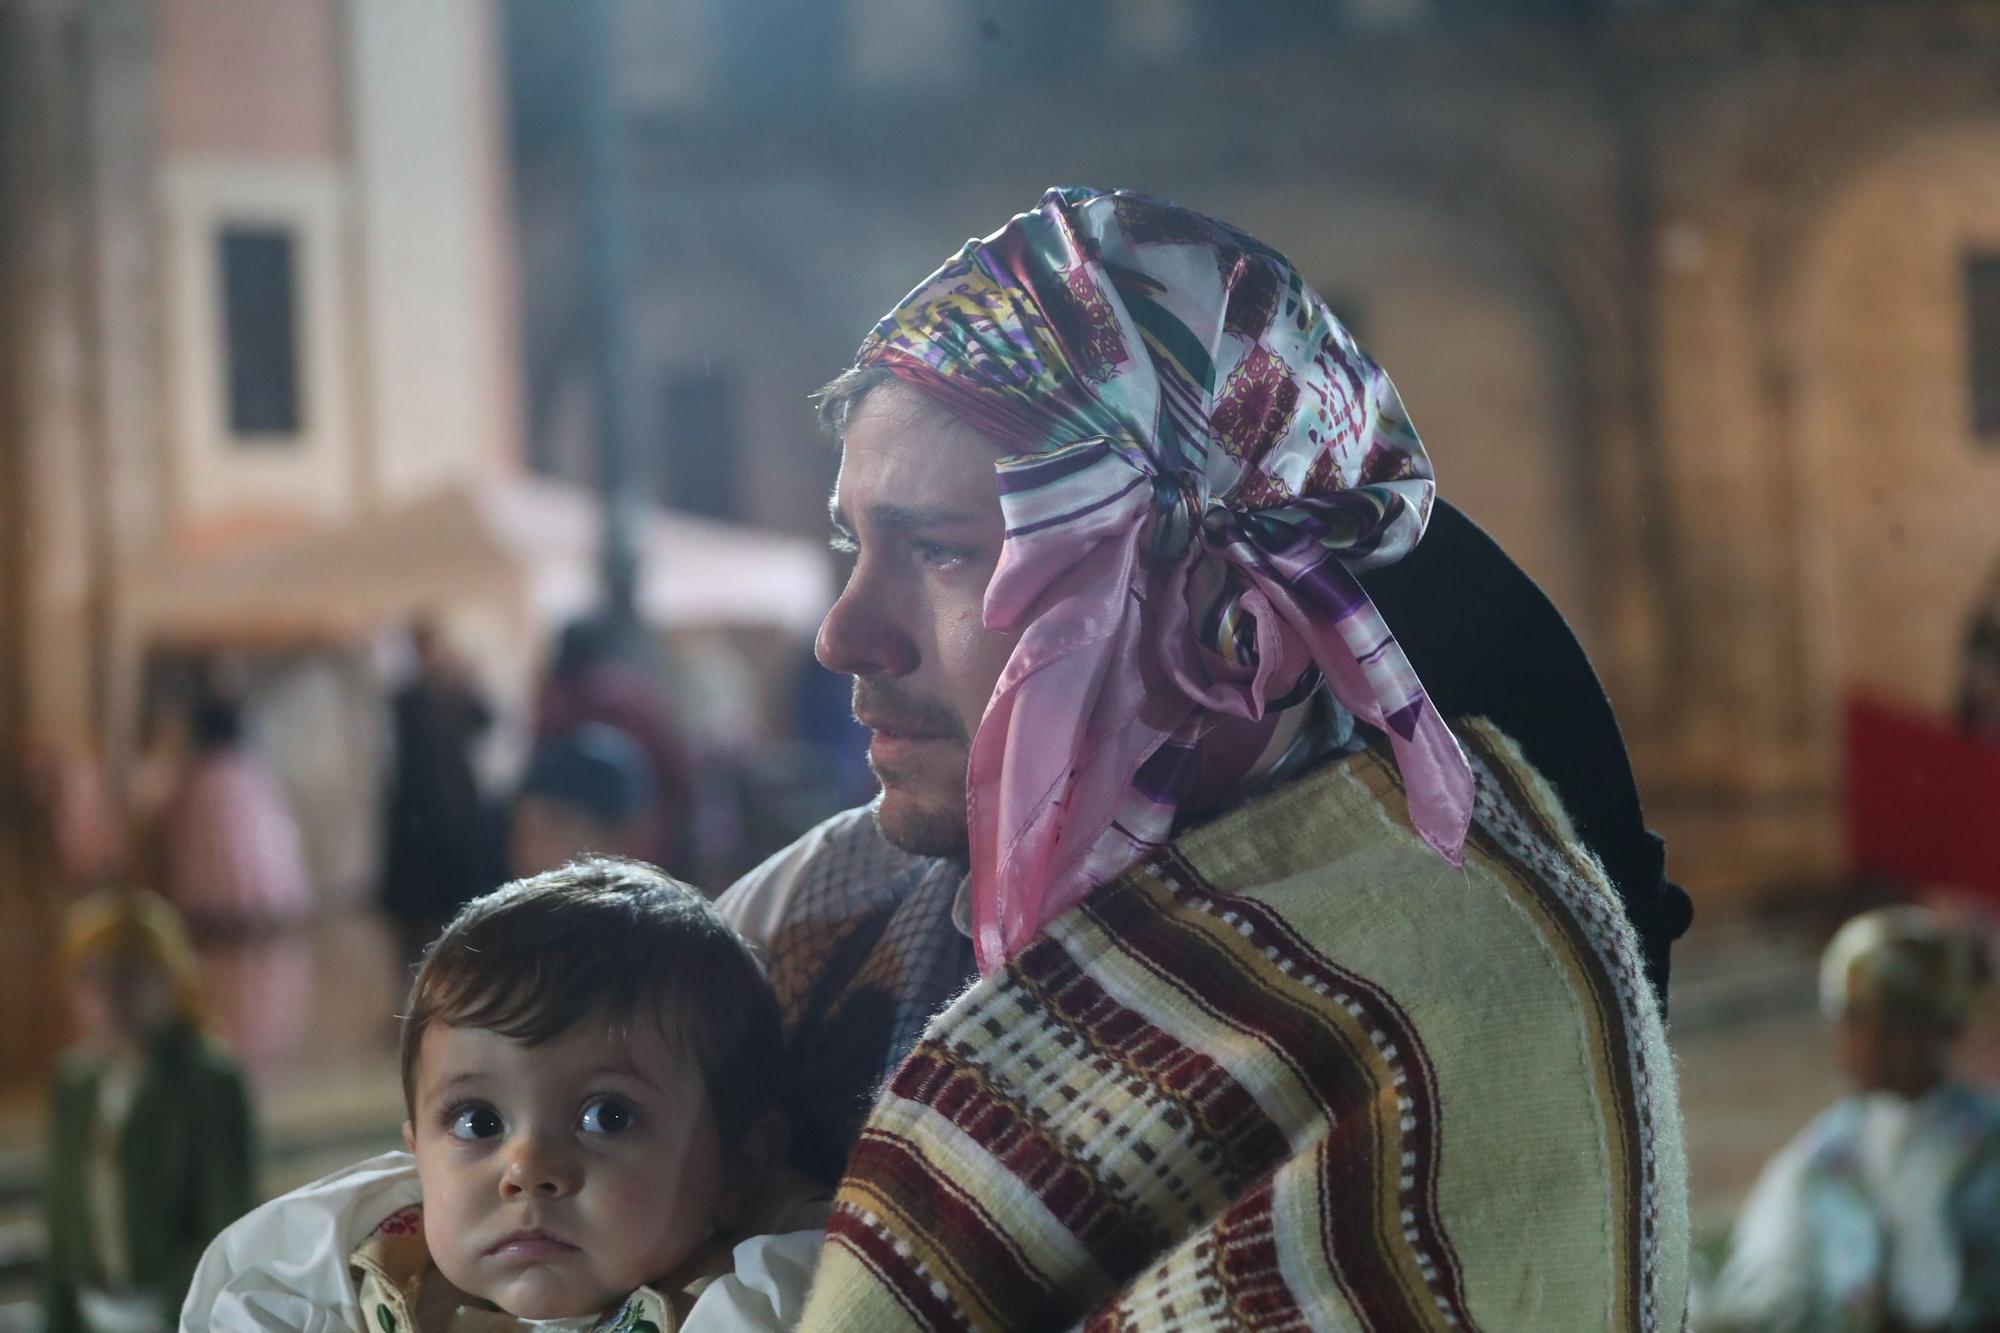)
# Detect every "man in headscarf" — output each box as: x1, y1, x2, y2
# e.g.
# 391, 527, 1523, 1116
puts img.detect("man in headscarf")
1705, 905, 2000, 1331
721, 188, 1689, 1329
